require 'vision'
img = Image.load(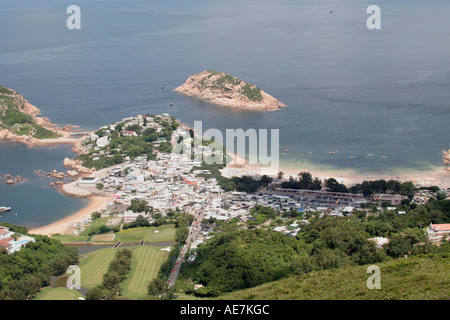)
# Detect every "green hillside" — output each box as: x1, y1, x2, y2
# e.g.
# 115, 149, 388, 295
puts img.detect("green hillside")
0, 86, 59, 139
200, 71, 263, 102
218, 253, 450, 300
